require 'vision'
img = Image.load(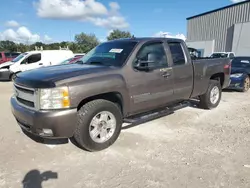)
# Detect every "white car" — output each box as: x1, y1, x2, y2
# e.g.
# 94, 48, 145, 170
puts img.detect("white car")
0, 50, 74, 80
209, 52, 235, 59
